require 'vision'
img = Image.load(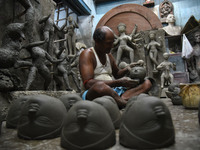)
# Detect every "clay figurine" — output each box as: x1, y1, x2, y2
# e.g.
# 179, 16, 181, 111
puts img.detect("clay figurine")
59, 93, 82, 111
162, 14, 182, 36
146, 31, 162, 72
23, 40, 64, 90
114, 23, 139, 65
63, 16, 79, 56
93, 96, 121, 129
17, 94, 67, 140
119, 93, 175, 149
53, 46, 74, 91
166, 83, 182, 105
61, 100, 116, 150
187, 31, 200, 82
157, 53, 176, 88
